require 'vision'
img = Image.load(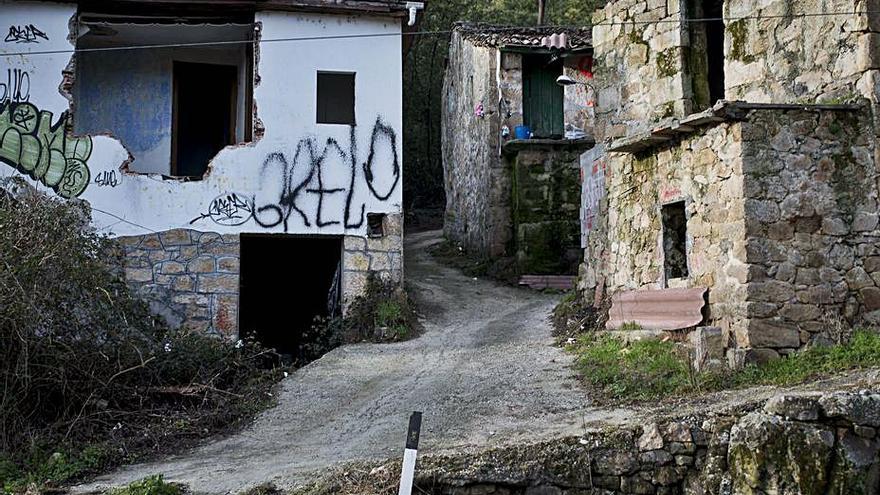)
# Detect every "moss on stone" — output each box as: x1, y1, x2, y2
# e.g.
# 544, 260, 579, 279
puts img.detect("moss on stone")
728, 19, 756, 63
655, 48, 680, 78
